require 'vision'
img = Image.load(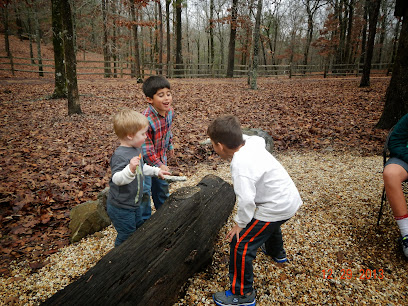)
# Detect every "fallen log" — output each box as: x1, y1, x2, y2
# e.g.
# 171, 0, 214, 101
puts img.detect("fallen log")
43, 174, 235, 306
